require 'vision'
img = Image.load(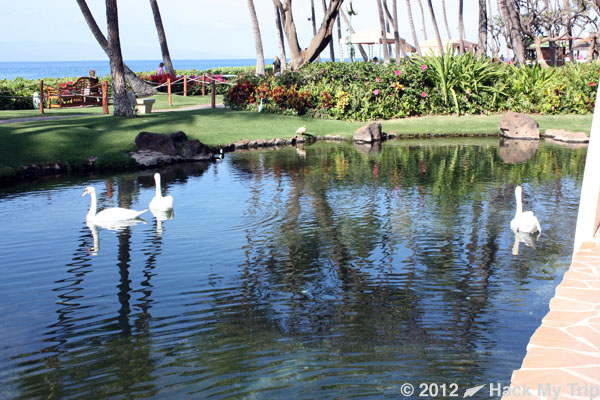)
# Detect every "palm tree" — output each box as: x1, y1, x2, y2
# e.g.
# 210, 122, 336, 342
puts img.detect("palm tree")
478, 0, 488, 55
149, 0, 175, 76
376, 0, 391, 62
426, 0, 444, 55
405, 0, 422, 56
247, 0, 265, 75
416, 0, 428, 40
442, 0, 452, 39
499, 0, 524, 64
75, 0, 155, 96
273, 2, 287, 71
105, 0, 133, 117
322, 0, 335, 61
458, 0, 465, 54
310, 0, 320, 61
383, 0, 406, 62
